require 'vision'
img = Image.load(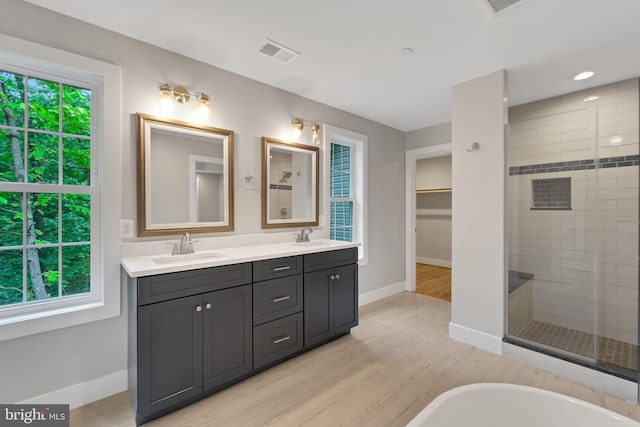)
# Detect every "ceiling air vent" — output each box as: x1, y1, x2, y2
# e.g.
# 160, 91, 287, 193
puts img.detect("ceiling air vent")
259, 39, 301, 64
486, 0, 525, 14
